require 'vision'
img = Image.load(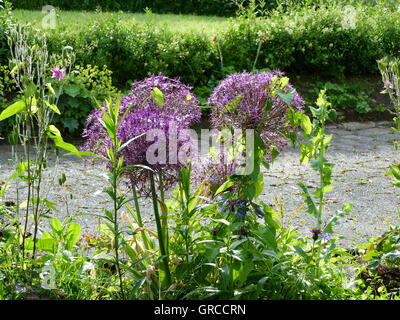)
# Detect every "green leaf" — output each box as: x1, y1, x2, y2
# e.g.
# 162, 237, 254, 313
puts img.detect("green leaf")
38, 238, 58, 253
0, 99, 25, 121
64, 84, 81, 98
269, 145, 279, 163
238, 261, 254, 287
298, 182, 318, 220
262, 250, 279, 260
65, 96, 81, 109
204, 242, 224, 262
254, 173, 264, 200
301, 114, 312, 135
151, 87, 164, 108
48, 124, 61, 137
276, 88, 295, 106
45, 100, 61, 115
294, 245, 310, 263
117, 133, 146, 153
327, 109, 337, 122
24, 82, 36, 100
50, 217, 63, 236
47, 126, 81, 157
214, 180, 234, 196
63, 118, 79, 132
46, 83, 56, 96
220, 265, 232, 291
65, 223, 81, 251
